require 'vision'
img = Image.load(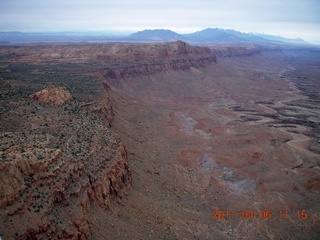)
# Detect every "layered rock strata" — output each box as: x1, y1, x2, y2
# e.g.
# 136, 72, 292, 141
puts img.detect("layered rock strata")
102, 41, 216, 79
